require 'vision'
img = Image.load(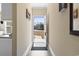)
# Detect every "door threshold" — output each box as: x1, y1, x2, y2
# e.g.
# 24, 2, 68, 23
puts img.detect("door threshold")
31, 47, 47, 50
